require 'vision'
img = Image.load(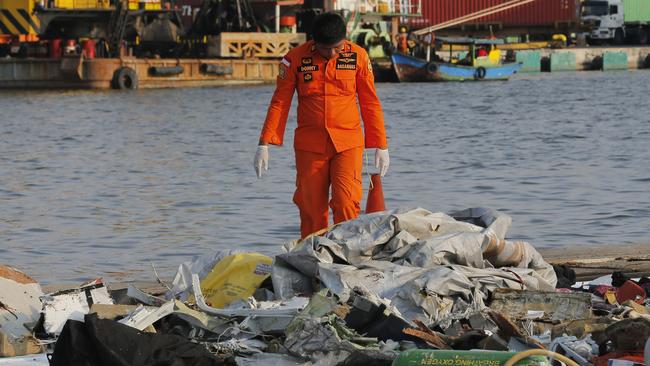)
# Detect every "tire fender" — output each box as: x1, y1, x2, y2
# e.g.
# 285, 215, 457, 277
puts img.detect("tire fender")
474, 66, 486, 80
112, 67, 138, 90
425, 62, 438, 74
